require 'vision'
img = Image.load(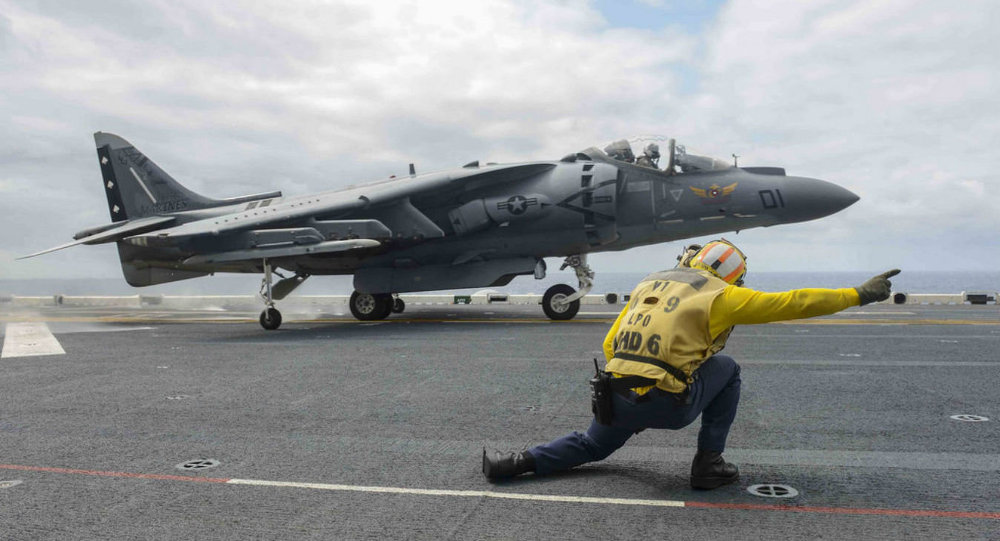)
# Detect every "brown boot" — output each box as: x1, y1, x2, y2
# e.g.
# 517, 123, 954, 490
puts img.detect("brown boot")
482, 449, 535, 480
690, 450, 739, 490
